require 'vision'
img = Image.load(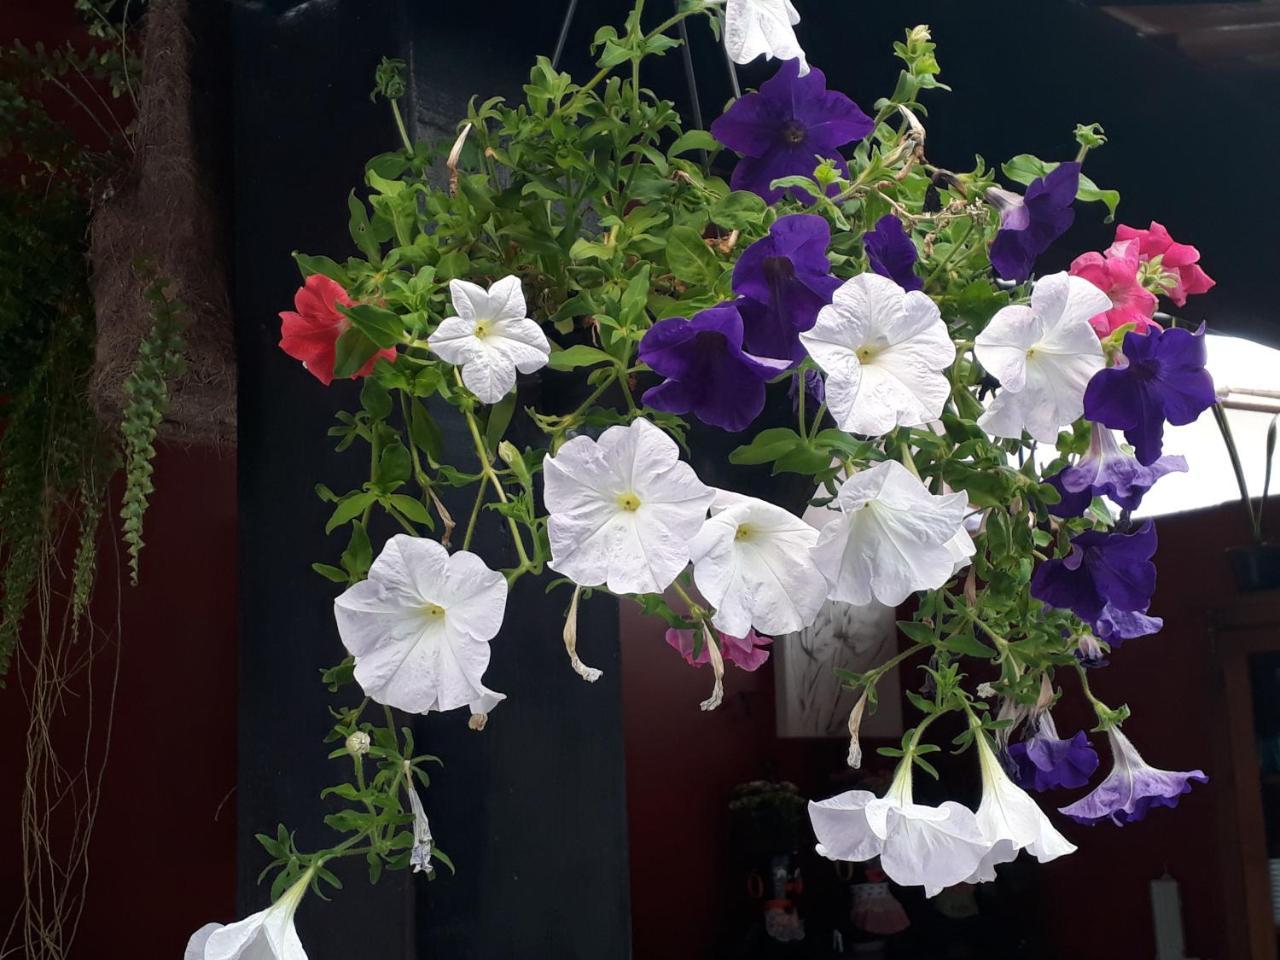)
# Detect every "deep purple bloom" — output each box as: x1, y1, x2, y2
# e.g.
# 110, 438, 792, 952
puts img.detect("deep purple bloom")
1059, 727, 1207, 825
710, 60, 873, 204
988, 162, 1080, 282
1083, 326, 1217, 466
733, 214, 840, 362
1048, 425, 1188, 517
1008, 712, 1100, 792
863, 214, 922, 292
1031, 521, 1162, 643
639, 302, 790, 432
